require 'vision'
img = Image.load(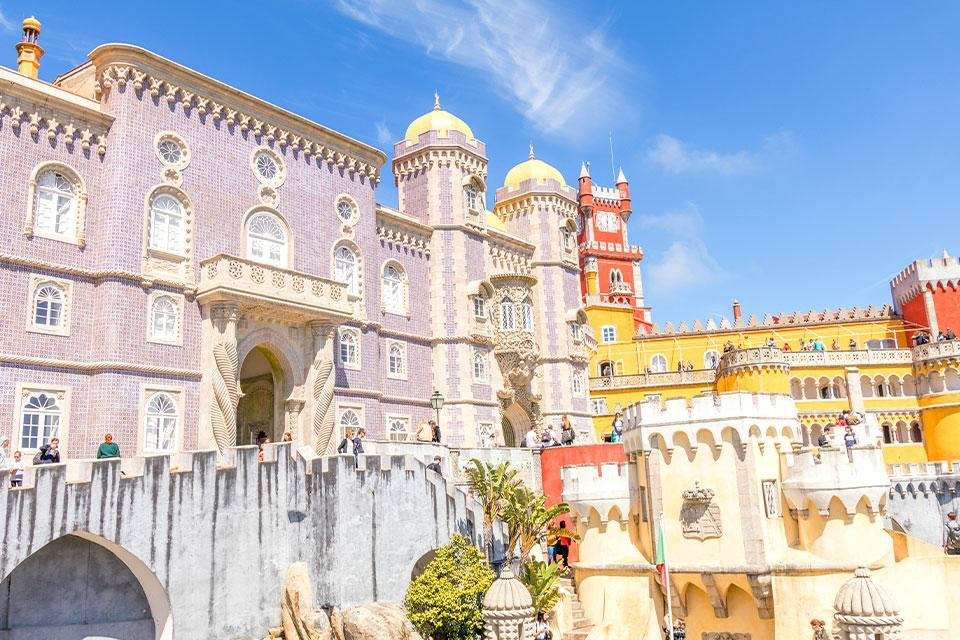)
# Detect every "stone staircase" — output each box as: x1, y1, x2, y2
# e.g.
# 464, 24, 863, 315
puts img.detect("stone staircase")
560, 575, 594, 640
